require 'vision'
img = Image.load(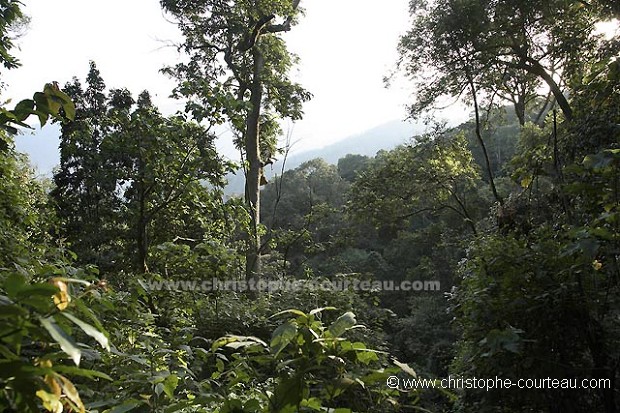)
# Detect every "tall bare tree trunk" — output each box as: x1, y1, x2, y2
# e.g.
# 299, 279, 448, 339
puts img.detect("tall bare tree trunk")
244, 46, 264, 281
